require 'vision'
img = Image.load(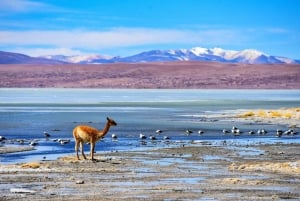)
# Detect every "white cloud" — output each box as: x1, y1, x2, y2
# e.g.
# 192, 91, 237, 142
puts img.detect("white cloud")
265, 28, 289, 34
0, 27, 242, 51
10, 48, 87, 57
0, 0, 51, 12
